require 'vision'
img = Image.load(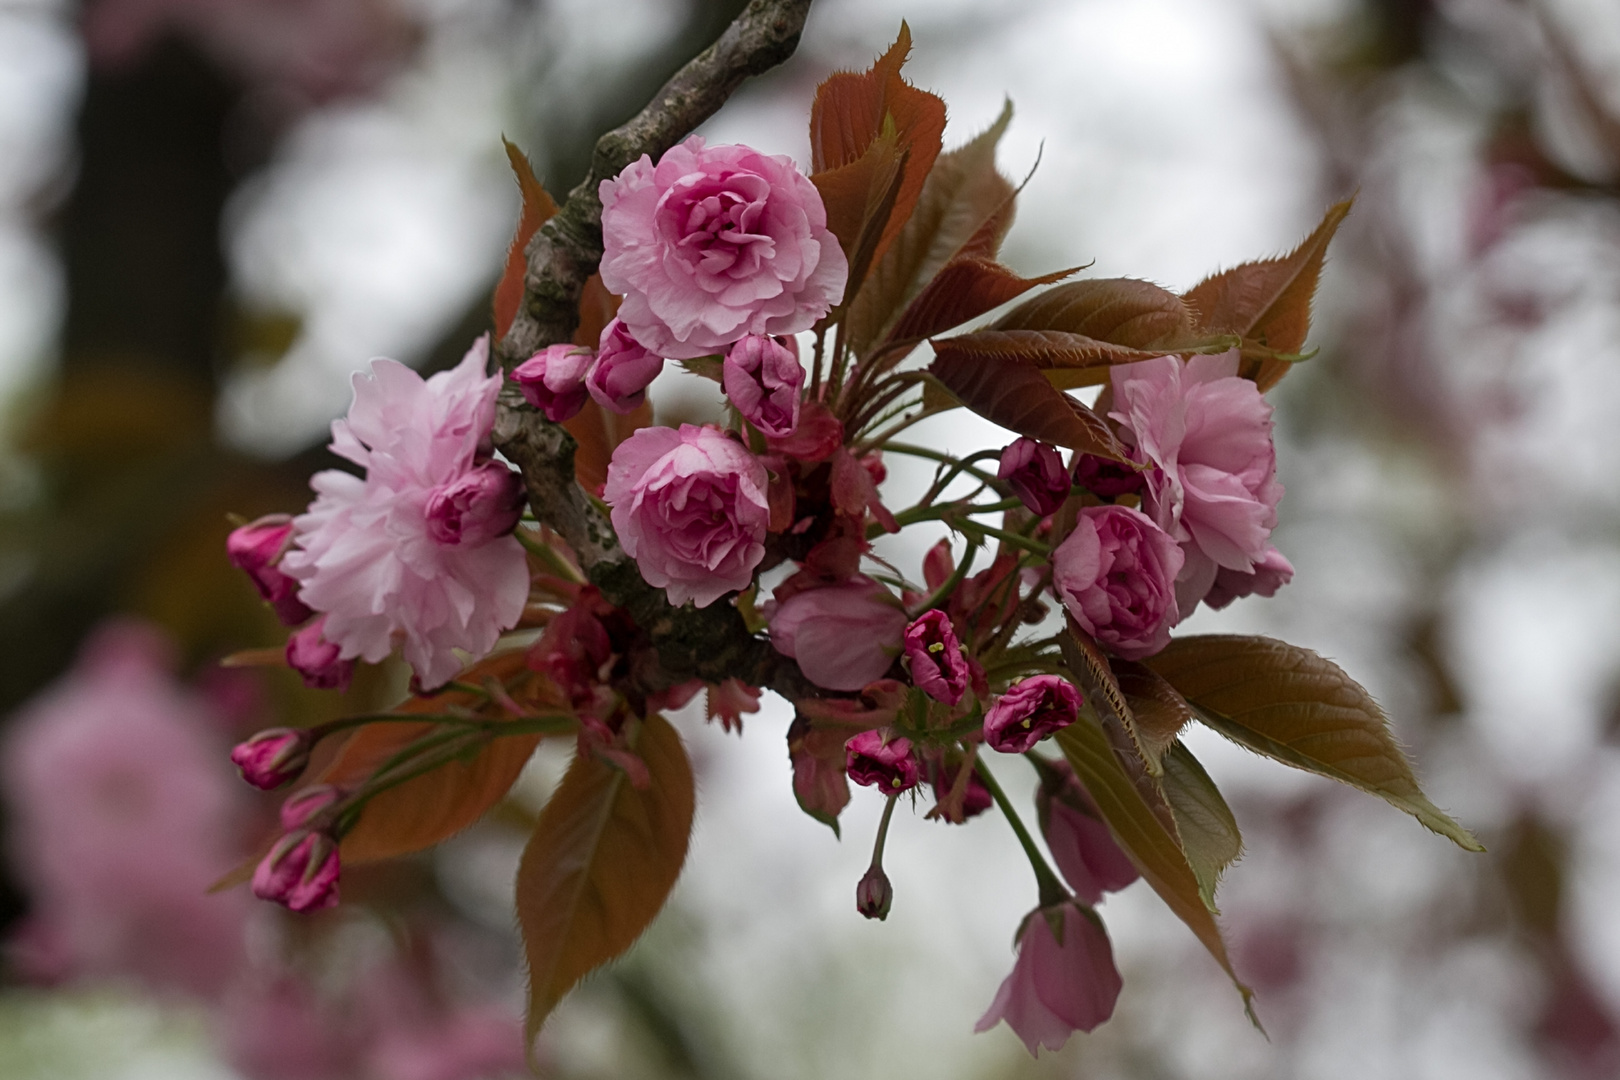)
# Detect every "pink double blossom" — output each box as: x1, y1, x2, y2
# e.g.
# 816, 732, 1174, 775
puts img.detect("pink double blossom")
723, 334, 803, 437
1110, 352, 1285, 613
976, 904, 1124, 1055
599, 135, 847, 359
1052, 504, 1183, 660
604, 424, 770, 608
587, 318, 664, 414
766, 576, 907, 691
983, 675, 1082, 753
903, 609, 970, 705
281, 337, 530, 690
